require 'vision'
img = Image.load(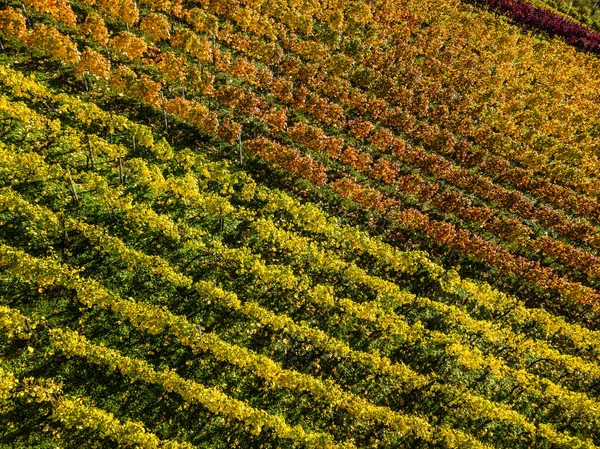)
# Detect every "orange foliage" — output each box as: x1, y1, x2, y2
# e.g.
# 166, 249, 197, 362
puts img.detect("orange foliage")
80, 13, 109, 46
24, 0, 77, 26
0, 7, 27, 39
75, 47, 111, 80
140, 13, 171, 42
26, 23, 79, 64
110, 32, 148, 60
